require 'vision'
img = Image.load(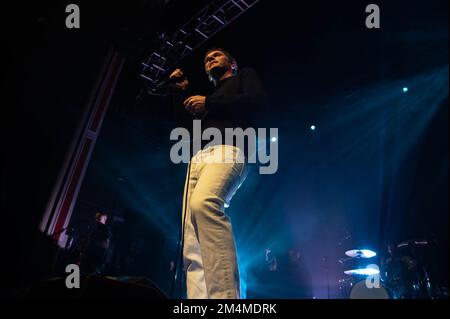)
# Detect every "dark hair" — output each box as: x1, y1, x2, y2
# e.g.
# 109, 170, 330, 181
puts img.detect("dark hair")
95, 211, 108, 217
205, 48, 235, 62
